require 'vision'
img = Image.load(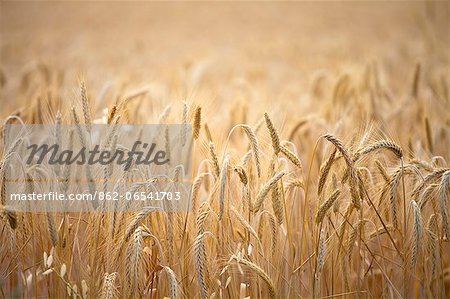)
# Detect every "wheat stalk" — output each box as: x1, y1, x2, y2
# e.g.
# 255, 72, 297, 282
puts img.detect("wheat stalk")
228, 253, 276, 298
